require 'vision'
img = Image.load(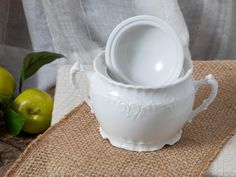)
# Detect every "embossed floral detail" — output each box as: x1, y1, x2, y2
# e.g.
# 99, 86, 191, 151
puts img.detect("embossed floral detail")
93, 93, 190, 120
124, 104, 142, 120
